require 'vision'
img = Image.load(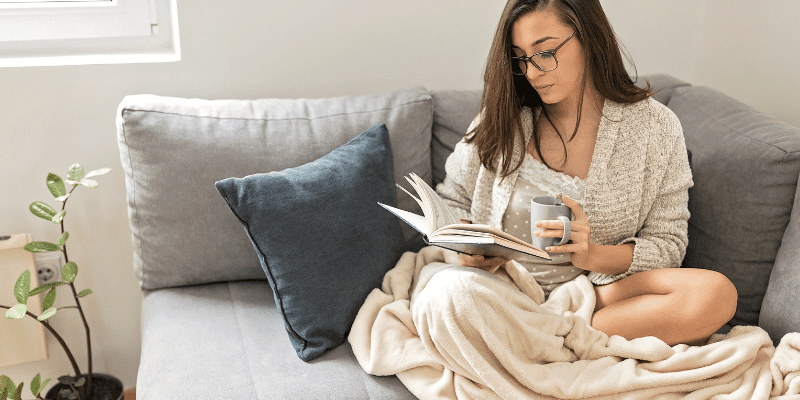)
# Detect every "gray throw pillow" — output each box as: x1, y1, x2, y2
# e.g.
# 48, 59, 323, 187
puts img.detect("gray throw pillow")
215, 124, 406, 361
